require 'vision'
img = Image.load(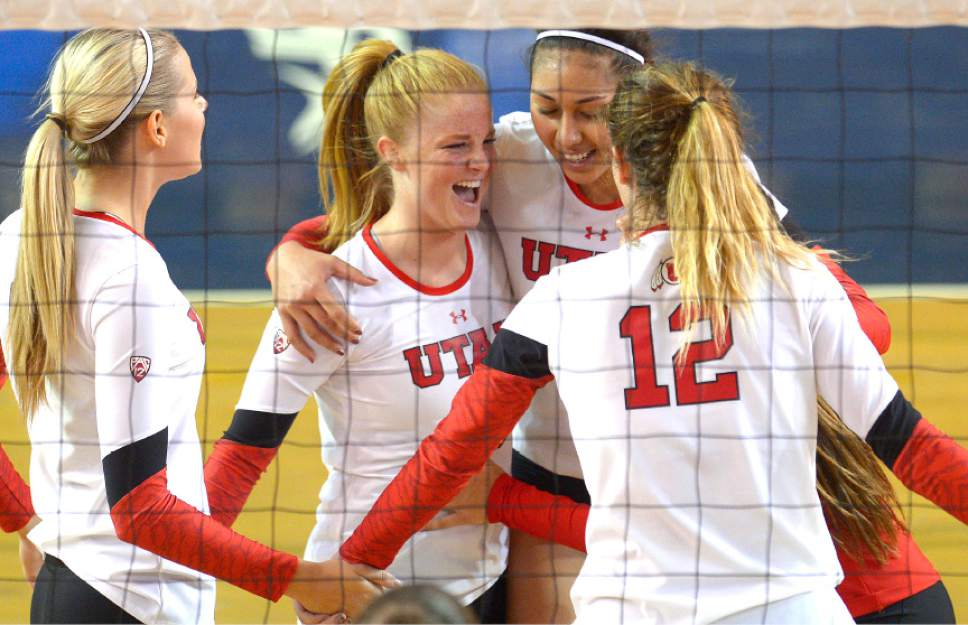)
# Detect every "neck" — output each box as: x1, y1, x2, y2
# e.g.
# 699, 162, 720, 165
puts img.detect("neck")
73, 164, 160, 236
578, 170, 620, 206
371, 205, 469, 288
